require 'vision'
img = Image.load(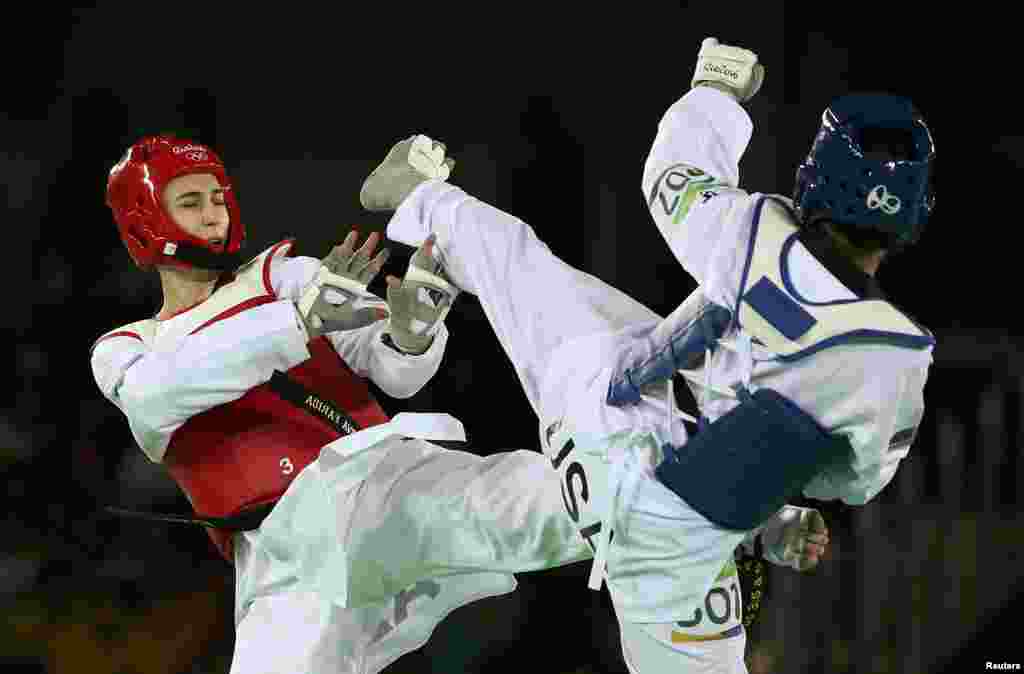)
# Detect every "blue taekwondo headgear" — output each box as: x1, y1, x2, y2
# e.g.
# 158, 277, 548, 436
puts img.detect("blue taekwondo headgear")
793, 93, 936, 247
